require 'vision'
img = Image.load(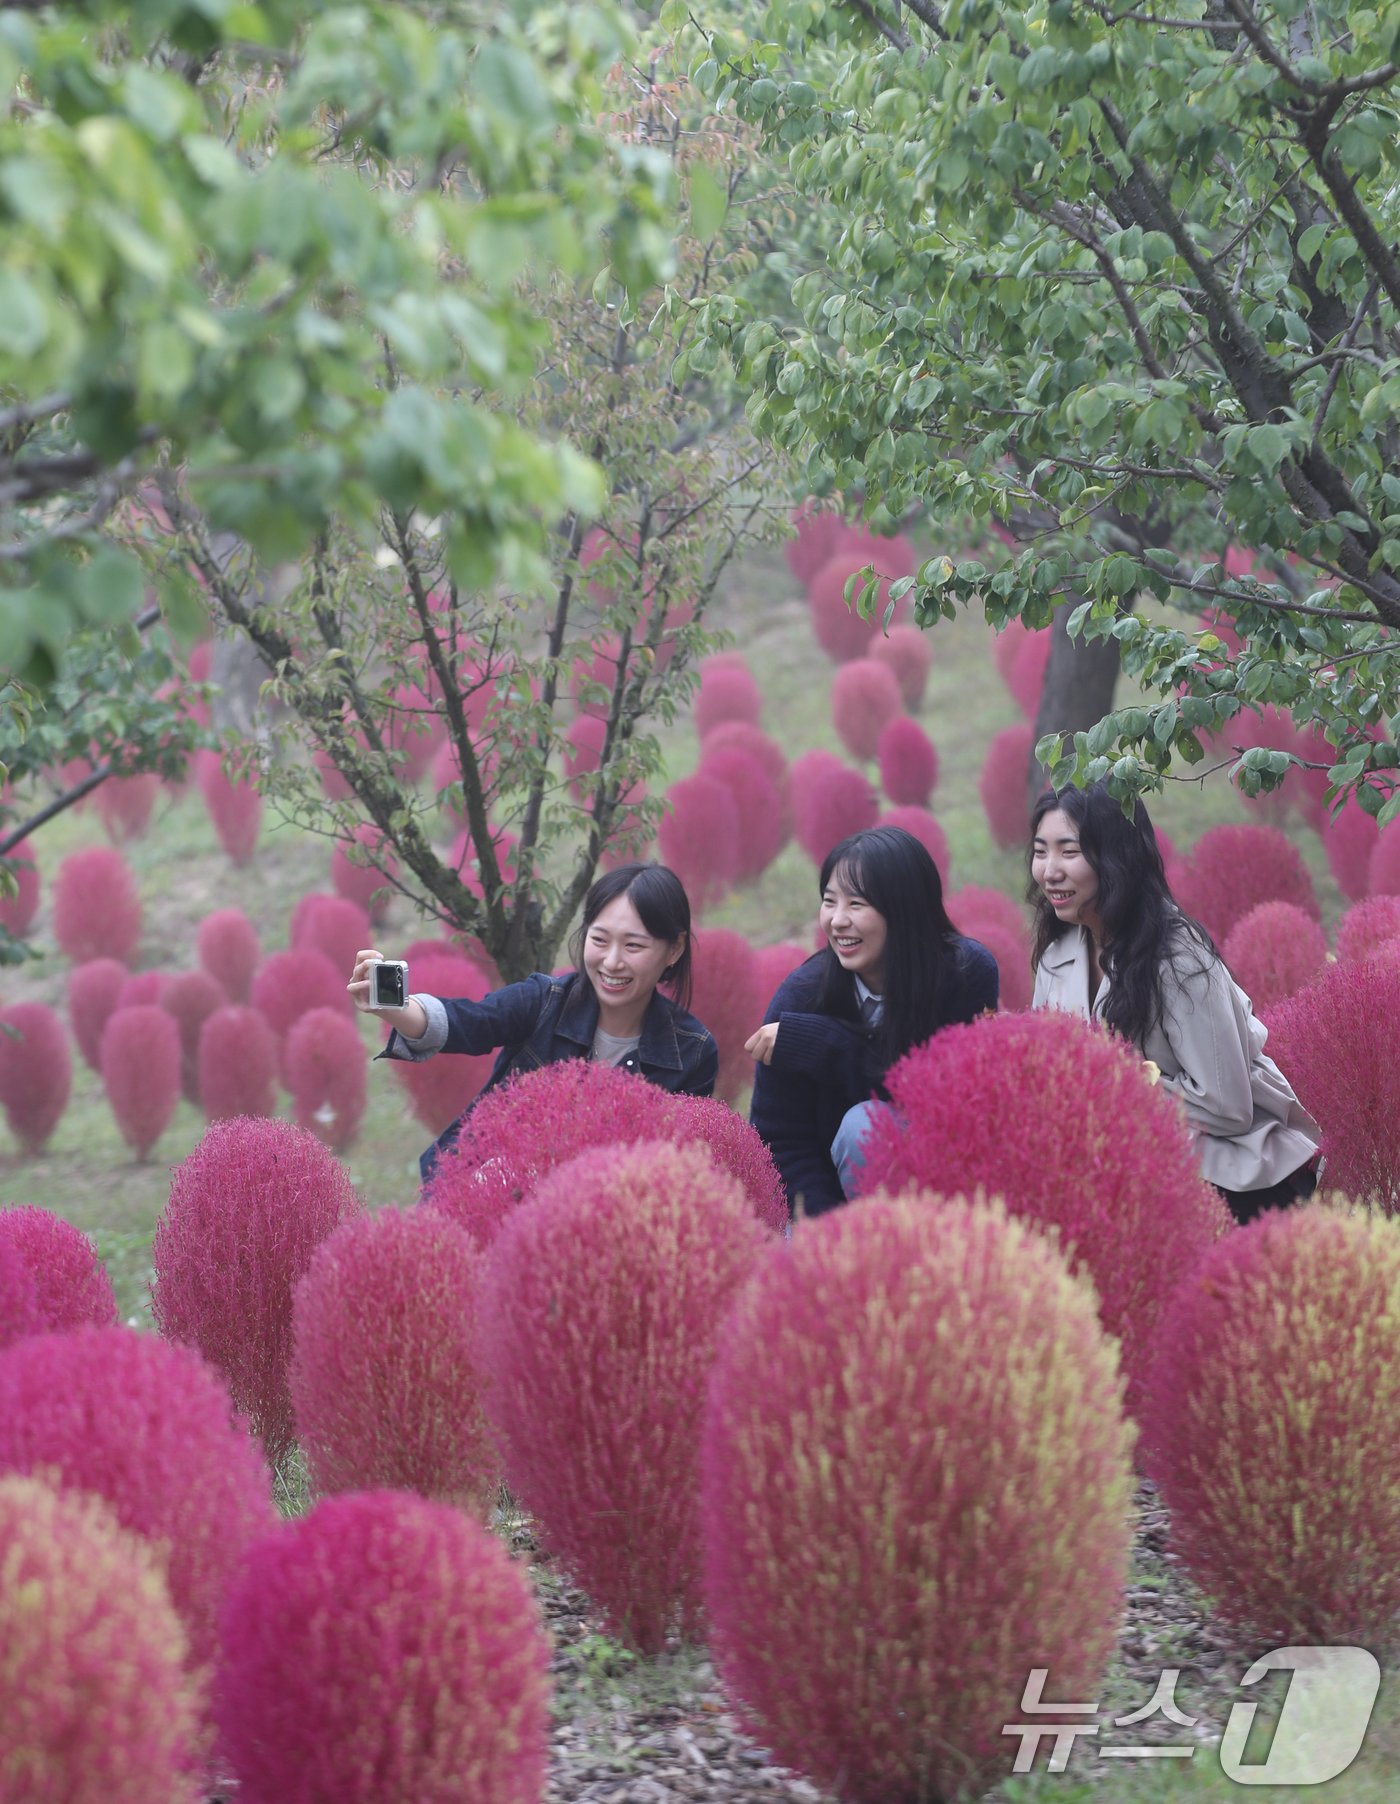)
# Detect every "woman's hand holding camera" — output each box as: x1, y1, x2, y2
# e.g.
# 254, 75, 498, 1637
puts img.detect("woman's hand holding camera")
348, 950, 428, 1039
